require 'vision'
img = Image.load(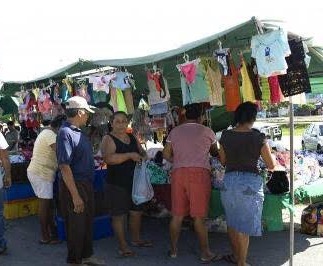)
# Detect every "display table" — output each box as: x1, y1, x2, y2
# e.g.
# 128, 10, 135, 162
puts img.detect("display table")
208, 189, 292, 232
